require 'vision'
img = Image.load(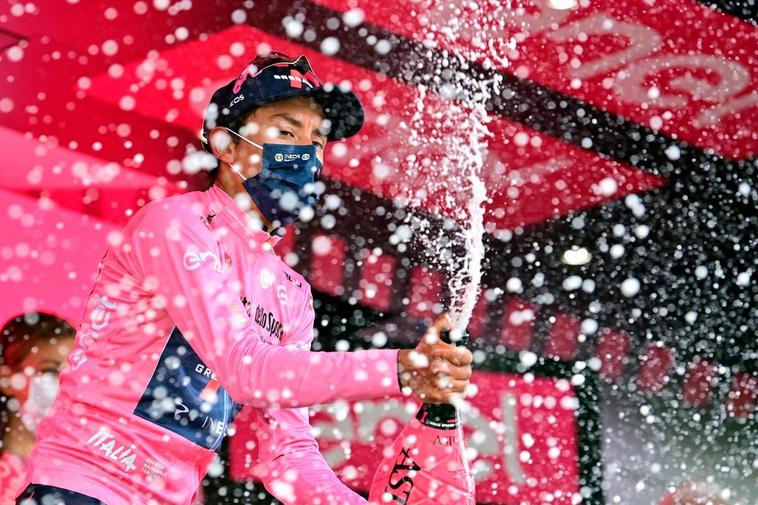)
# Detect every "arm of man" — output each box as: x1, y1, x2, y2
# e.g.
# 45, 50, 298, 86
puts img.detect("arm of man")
122, 200, 399, 408
253, 407, 367, 505
252, 305, 367, 504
